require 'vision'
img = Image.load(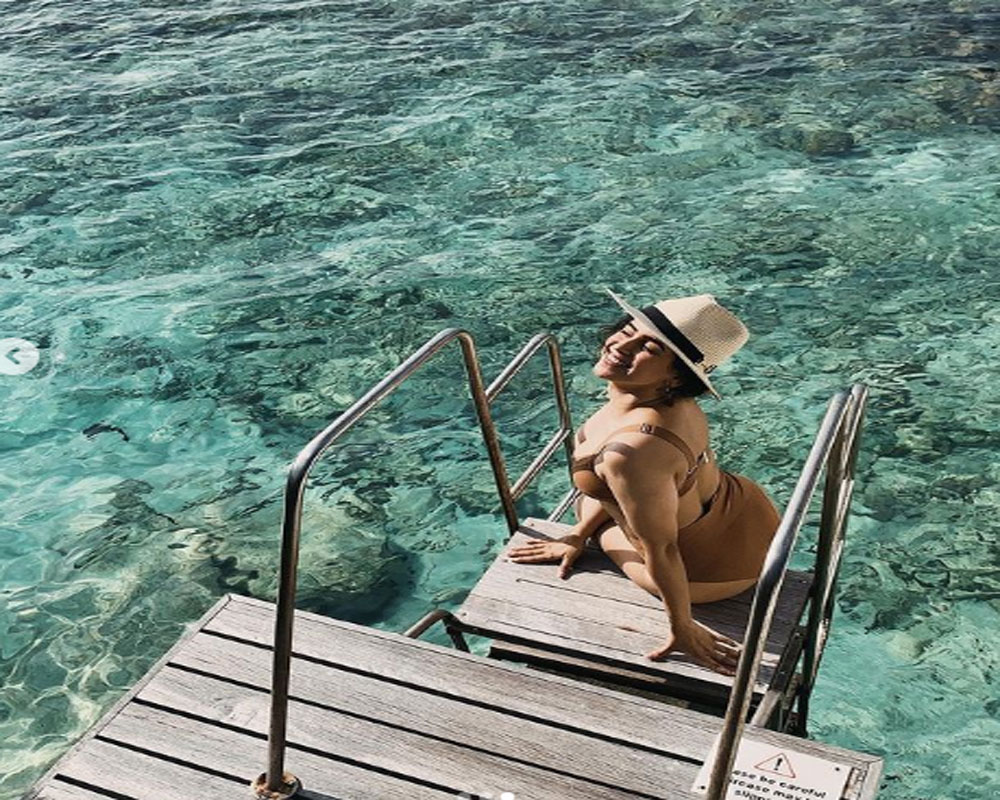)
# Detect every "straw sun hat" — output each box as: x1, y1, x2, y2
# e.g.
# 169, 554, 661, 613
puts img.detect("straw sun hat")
607, 289, 749, 400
